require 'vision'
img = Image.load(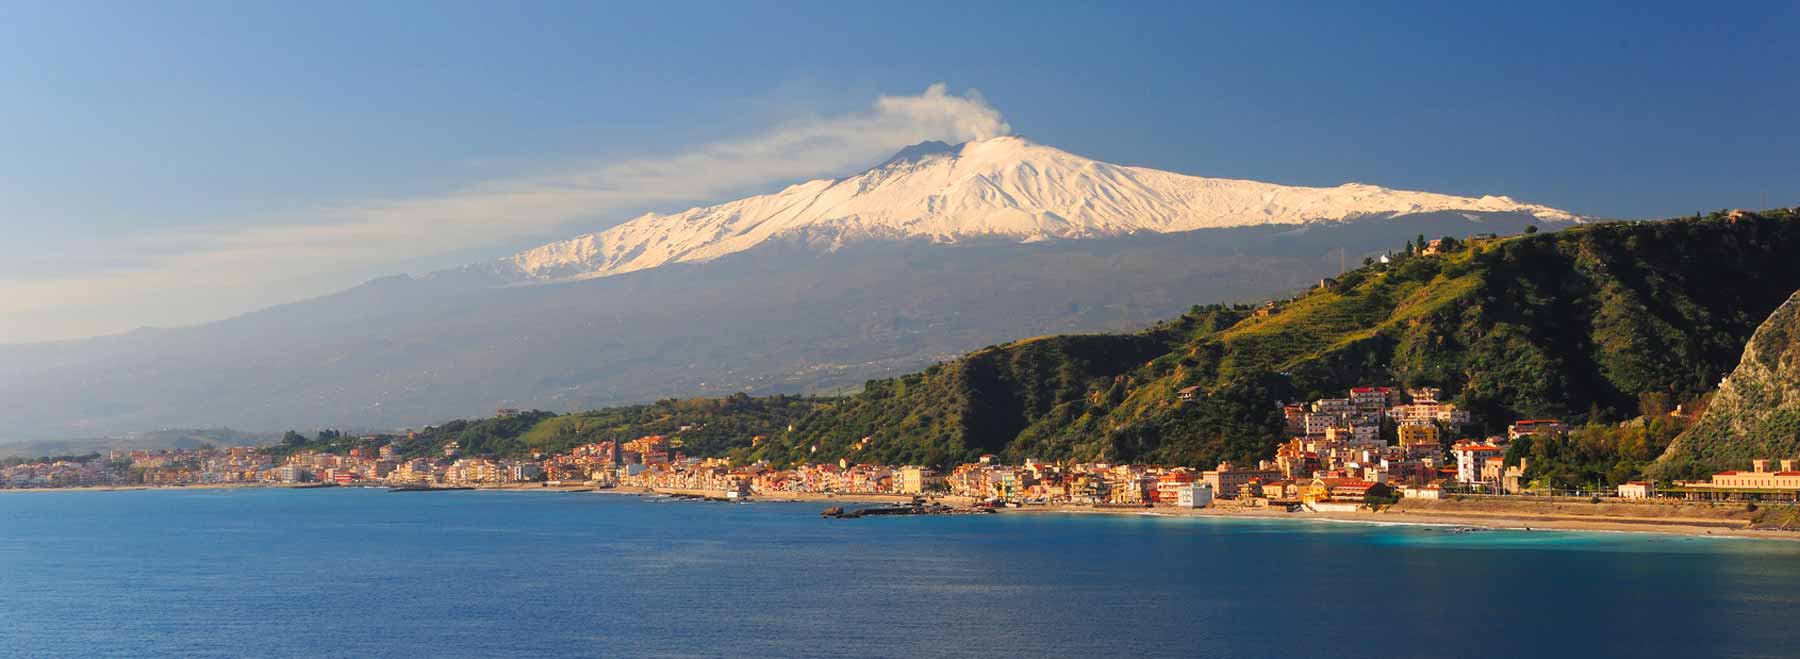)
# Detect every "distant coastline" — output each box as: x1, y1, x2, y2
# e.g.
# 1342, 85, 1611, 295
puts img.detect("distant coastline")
538, 484, 1800, 541
10, 479, 1797, 542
